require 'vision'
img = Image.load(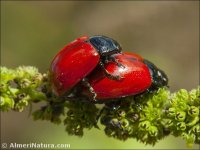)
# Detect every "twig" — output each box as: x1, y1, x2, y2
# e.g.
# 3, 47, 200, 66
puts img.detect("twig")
0, 66, 199, 147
